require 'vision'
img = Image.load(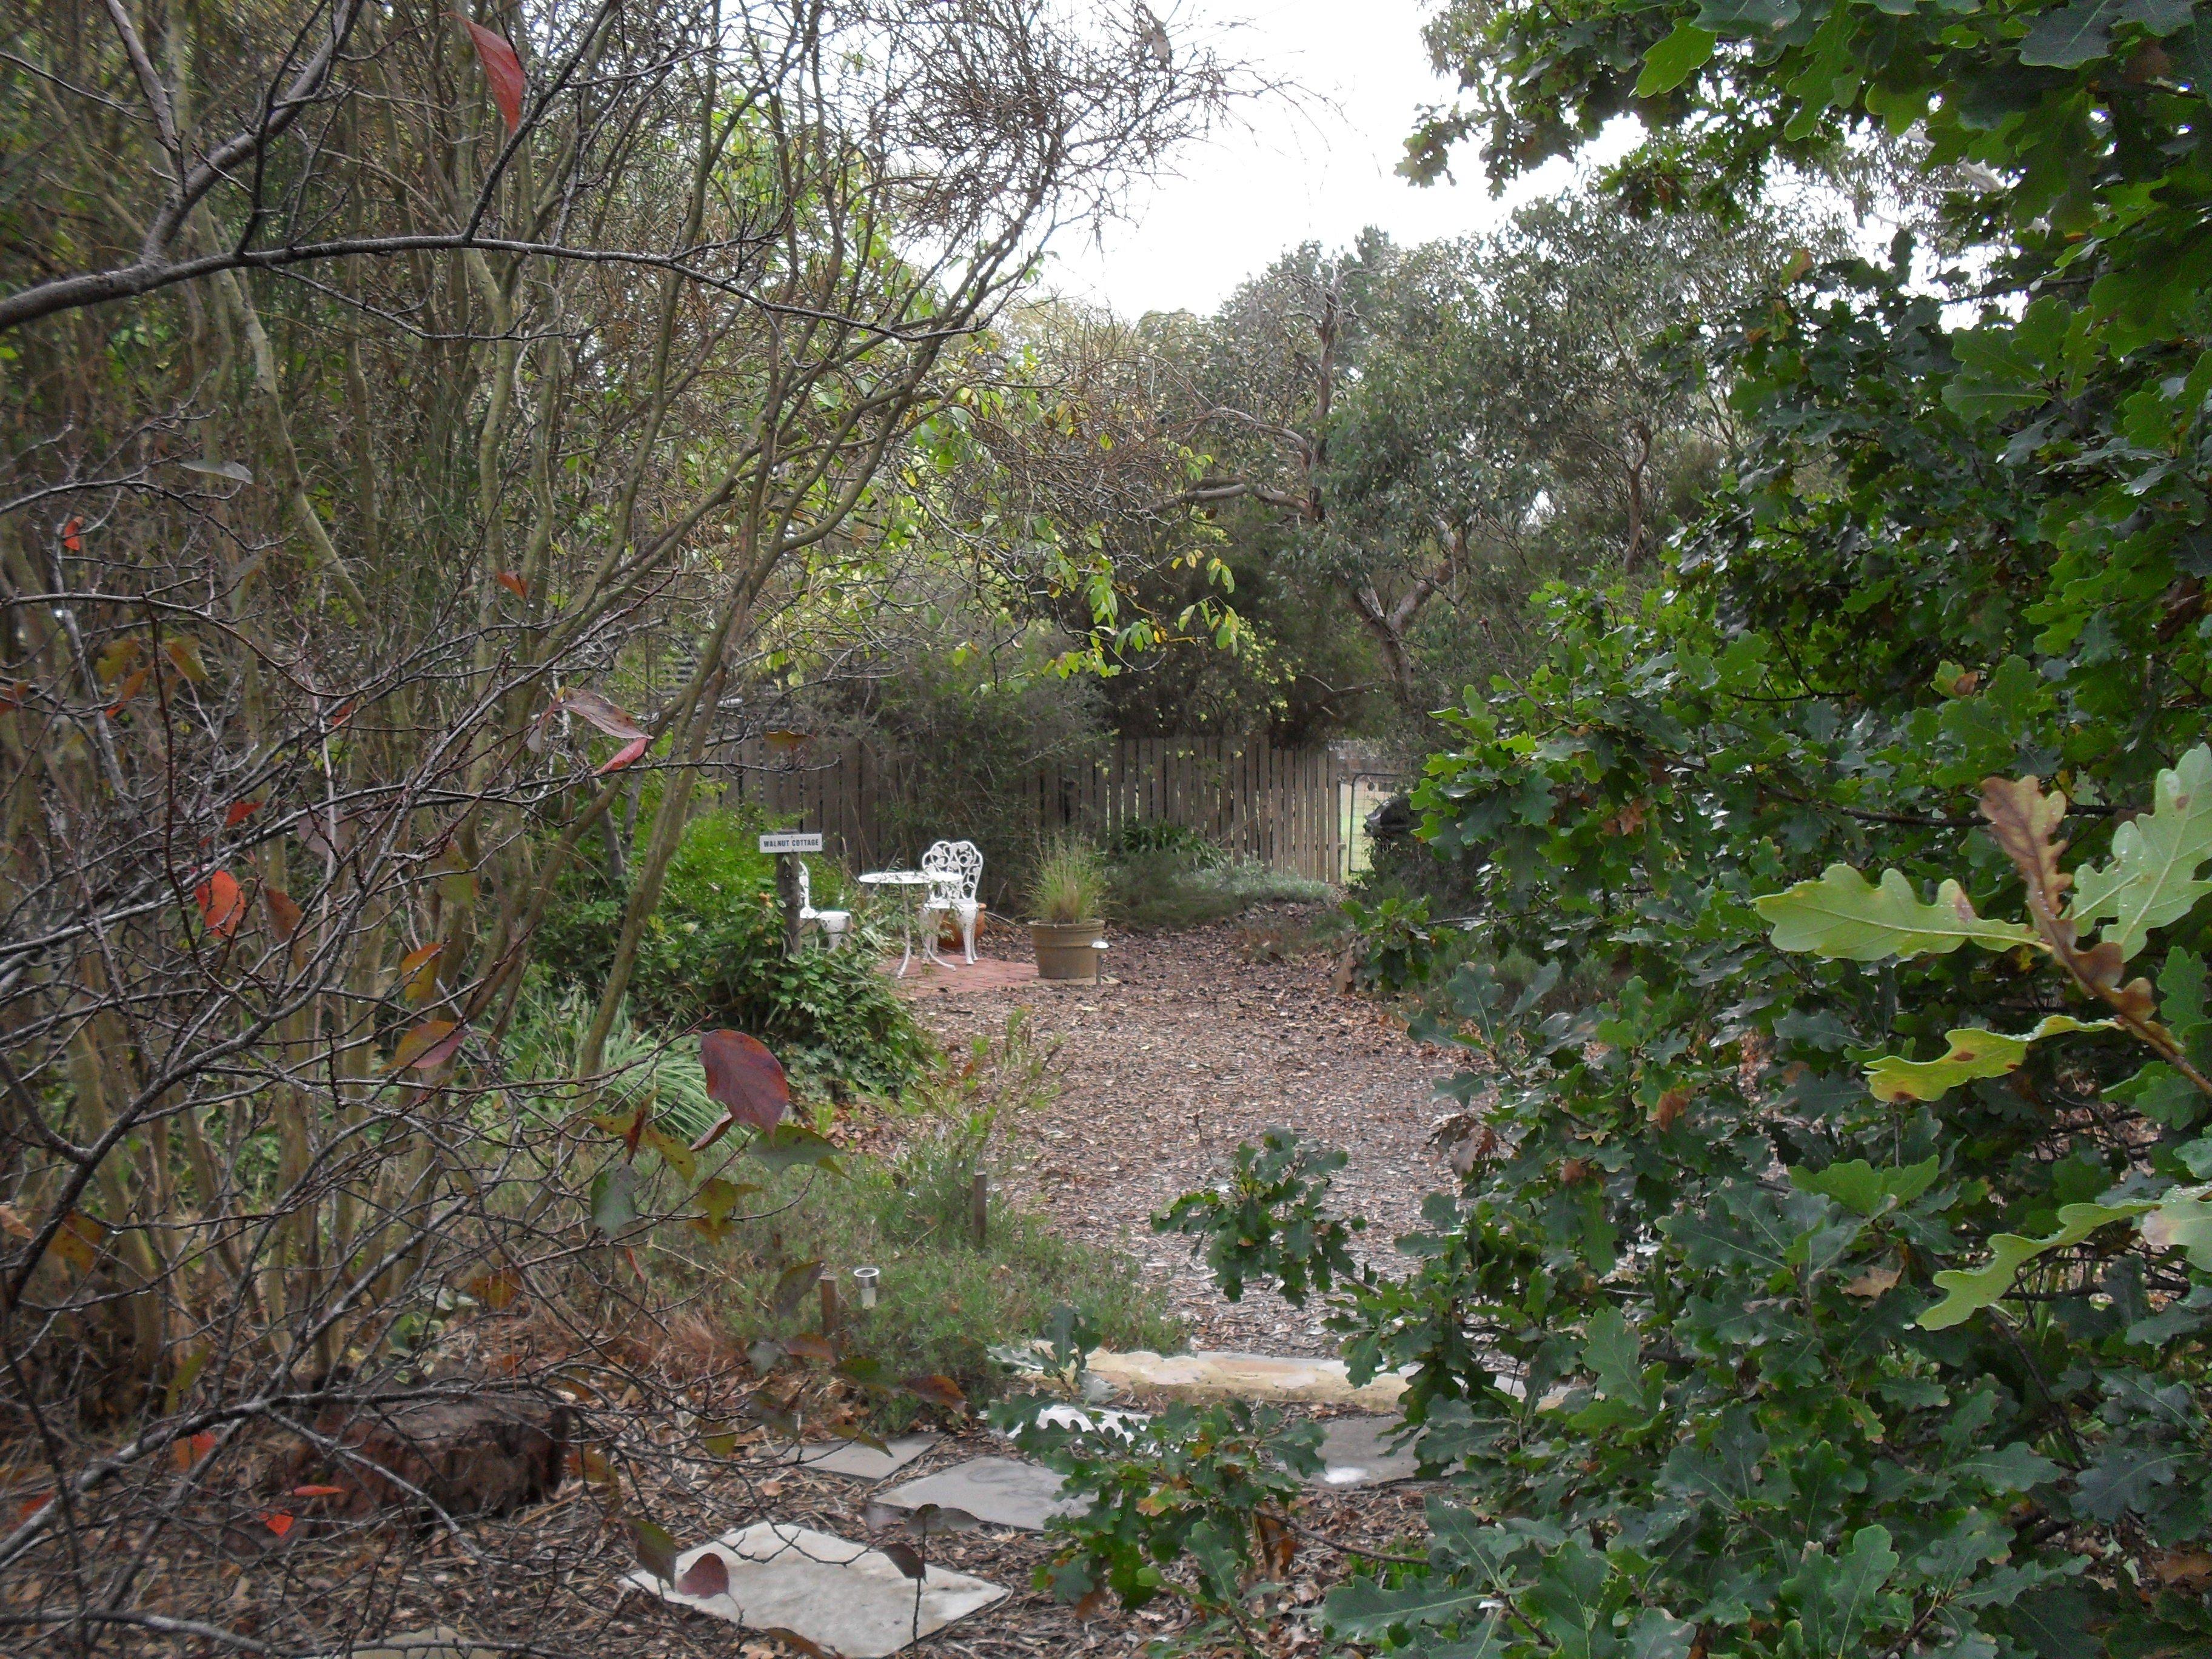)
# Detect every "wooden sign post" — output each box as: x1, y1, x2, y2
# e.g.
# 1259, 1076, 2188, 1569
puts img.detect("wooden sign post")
759, 831, 823, 957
